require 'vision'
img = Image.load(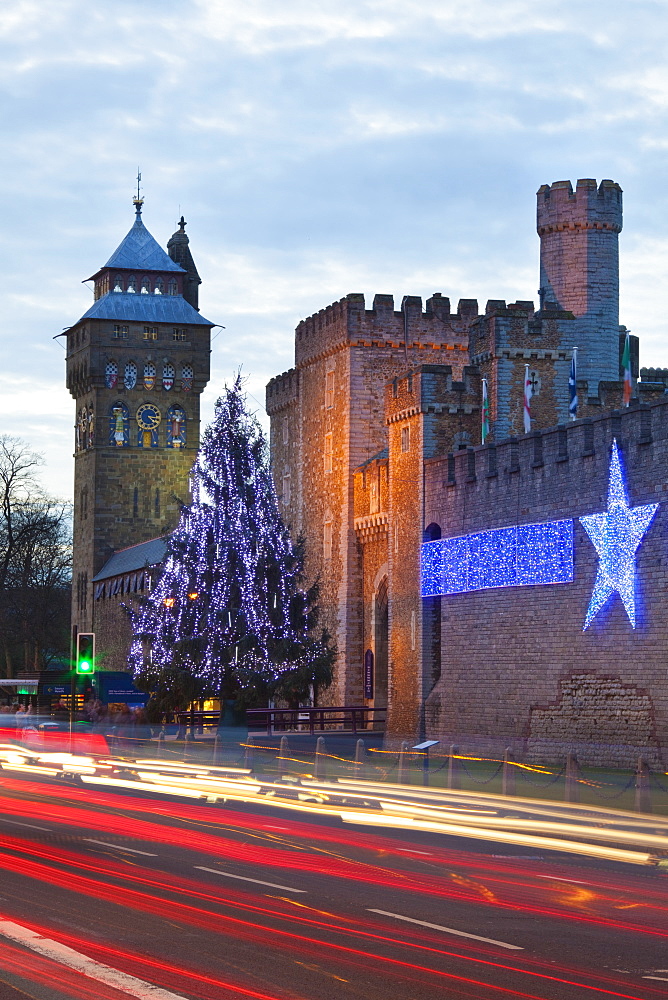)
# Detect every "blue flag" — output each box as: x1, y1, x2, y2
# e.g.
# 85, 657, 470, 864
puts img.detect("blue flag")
569, 349, 578, 420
